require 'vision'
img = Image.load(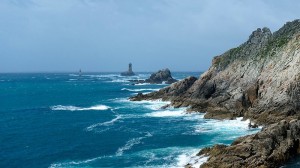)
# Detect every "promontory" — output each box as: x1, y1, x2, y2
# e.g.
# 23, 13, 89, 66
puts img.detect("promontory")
131, 19, 300, 168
